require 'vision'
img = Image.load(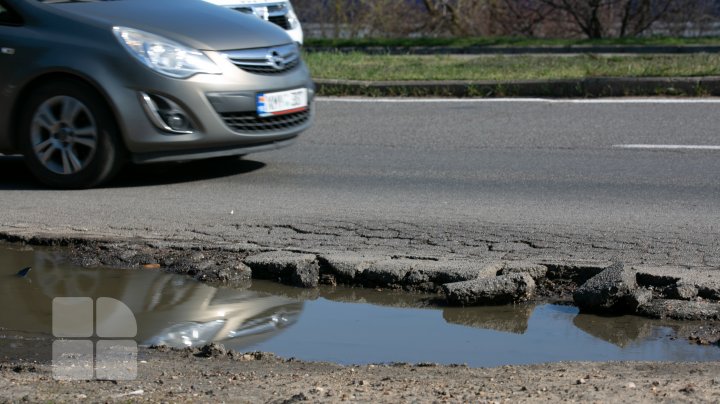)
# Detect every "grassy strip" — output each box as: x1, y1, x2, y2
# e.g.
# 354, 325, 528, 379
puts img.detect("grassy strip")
305, 36, 720, 48
305, 52, 720, 81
